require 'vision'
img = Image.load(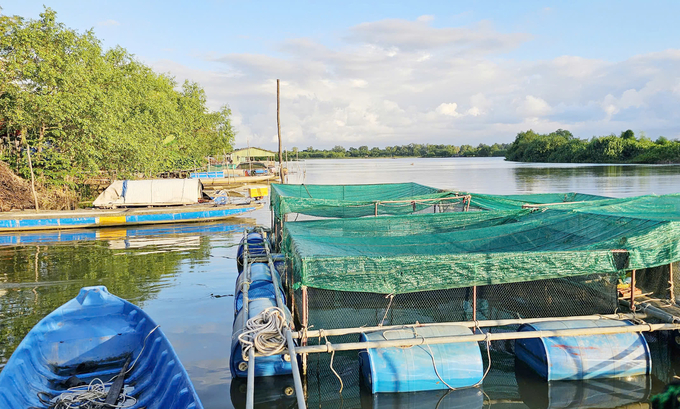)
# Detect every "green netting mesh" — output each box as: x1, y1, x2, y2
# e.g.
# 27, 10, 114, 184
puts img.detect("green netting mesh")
270, 182, 465, 219
468, 192, 611, 211
282, 194, 680, 294
270, 182, 611, 219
